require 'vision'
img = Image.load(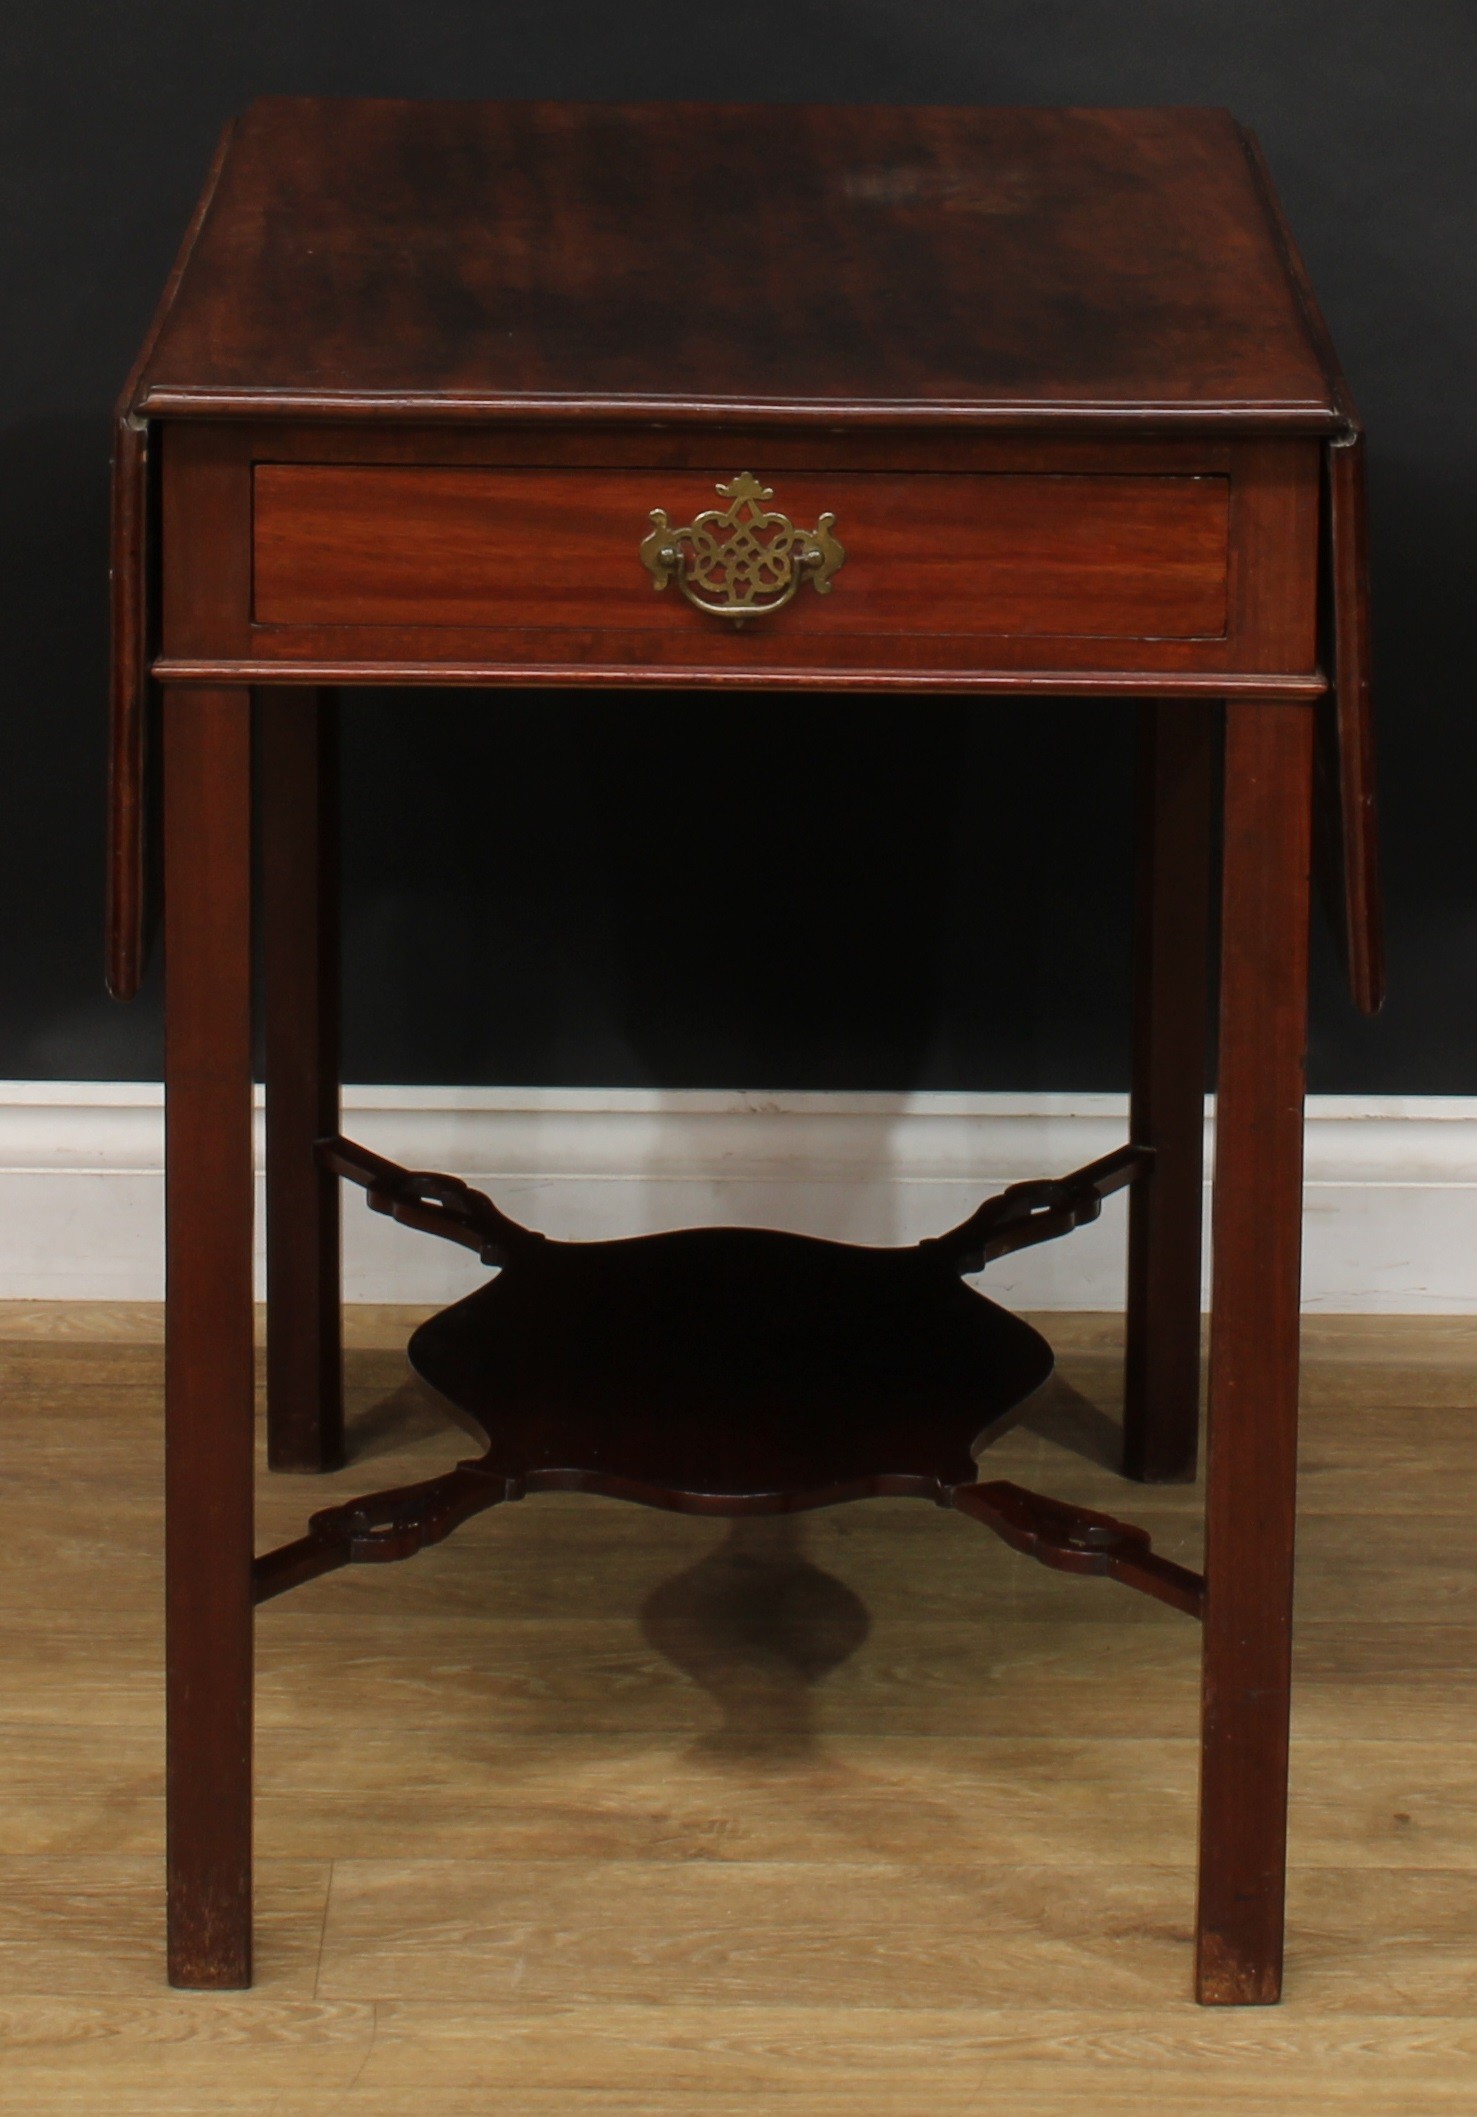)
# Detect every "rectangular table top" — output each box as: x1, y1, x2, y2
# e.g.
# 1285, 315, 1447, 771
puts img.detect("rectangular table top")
125, 98, 1348, 430
109, 98, 1378, 1022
